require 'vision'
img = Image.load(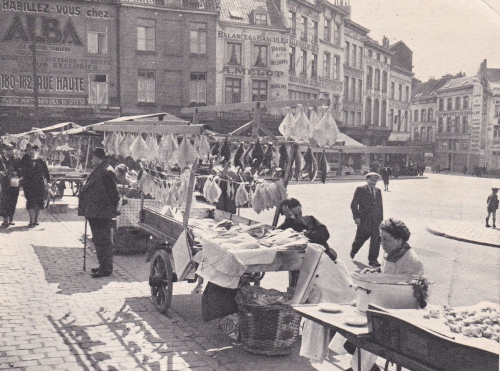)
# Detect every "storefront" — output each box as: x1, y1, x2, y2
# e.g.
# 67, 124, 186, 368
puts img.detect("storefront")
0, 0, 119, 133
